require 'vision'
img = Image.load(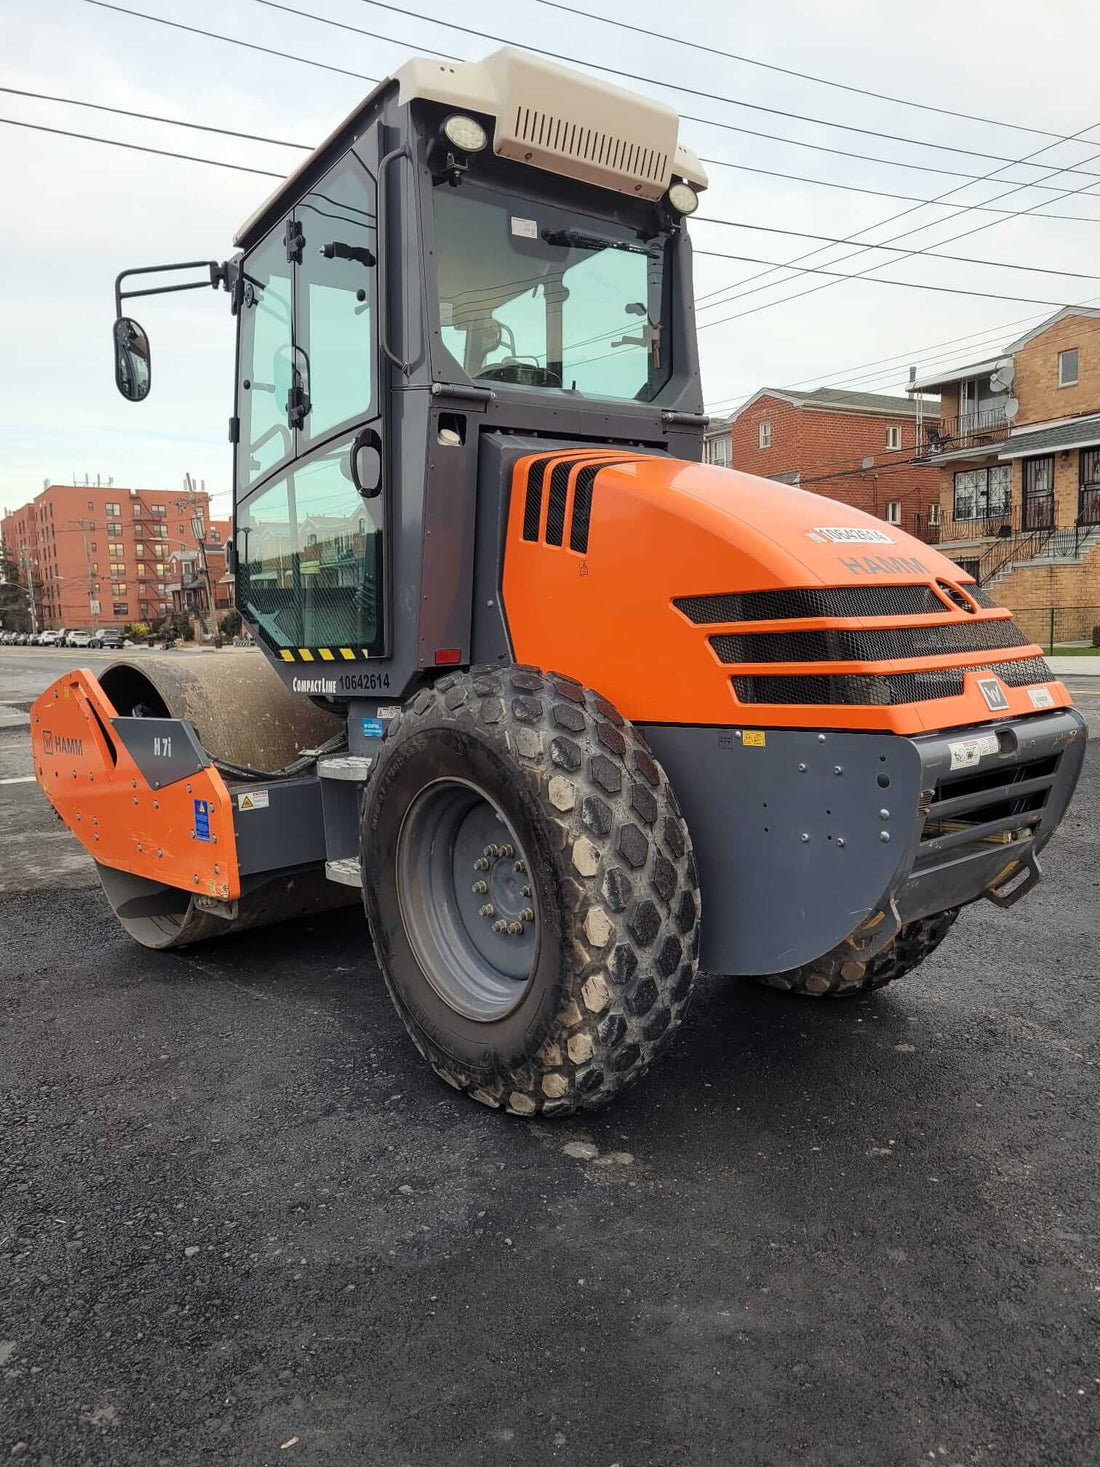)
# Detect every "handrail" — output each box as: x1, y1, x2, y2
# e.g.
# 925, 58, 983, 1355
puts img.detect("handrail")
377, 142, 413, 376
